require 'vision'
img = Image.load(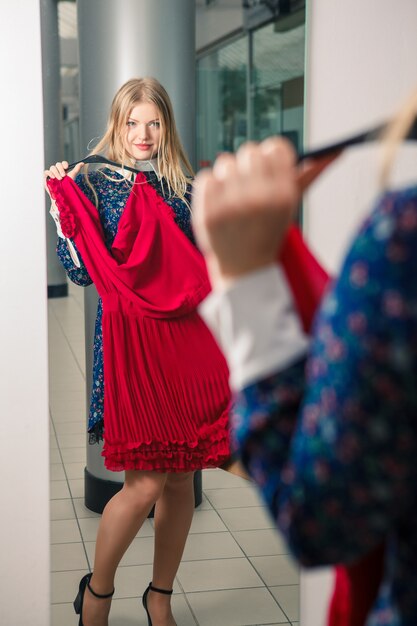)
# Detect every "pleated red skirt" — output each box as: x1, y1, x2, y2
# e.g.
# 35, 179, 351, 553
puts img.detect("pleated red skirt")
47, 173, 231, 472
101, 294, 230, 471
